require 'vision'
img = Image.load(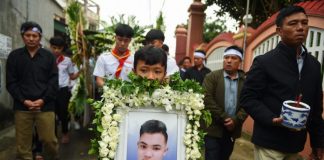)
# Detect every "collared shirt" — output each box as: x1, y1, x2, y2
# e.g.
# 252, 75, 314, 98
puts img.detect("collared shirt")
57, 56, 74, 88
93, 52, 134, 80
297, 47, 306, 73
6, 47, 58, 111
224, 71, 238, 116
